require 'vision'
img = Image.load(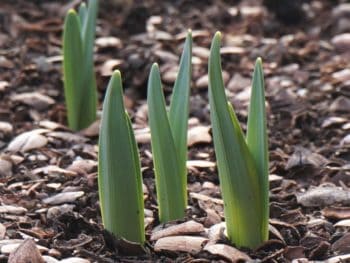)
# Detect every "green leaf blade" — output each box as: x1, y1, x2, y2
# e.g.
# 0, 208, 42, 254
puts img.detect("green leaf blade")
147, 63, 186, 222
63, 10, 84, 131
98, 71, 145, 244
208, 32, 264, 248
246, 58, 269, 241
168, 30, 192, 206
80, 0, 98, 129
78, 2, 87, 25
